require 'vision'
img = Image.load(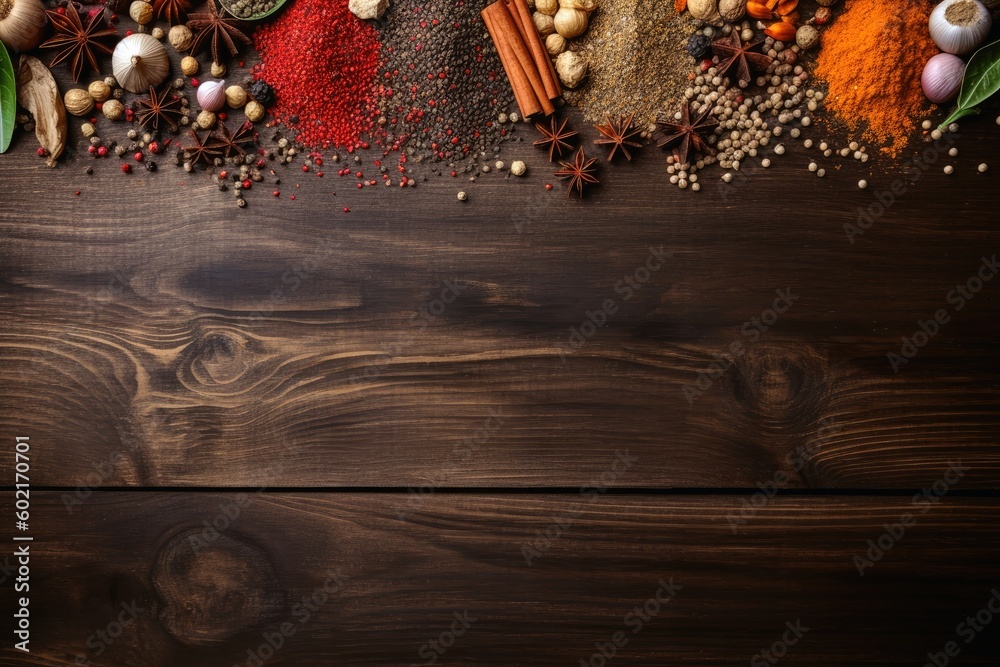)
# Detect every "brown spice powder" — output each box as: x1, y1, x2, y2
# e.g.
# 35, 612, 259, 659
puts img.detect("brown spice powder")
815, 0, 938, 156
564, 0, 695, 125
945, 0, 979, 26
